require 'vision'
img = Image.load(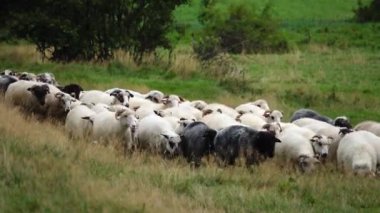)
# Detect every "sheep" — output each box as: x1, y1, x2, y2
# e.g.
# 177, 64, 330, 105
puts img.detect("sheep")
276, 133, 331, 173
252, 99, 270, 111
1, 69, 16, 76
235, 103, 265, 115
203, 103, 239, 119
213, 125, 281, 167
65, 104, 96, 139
136, 114, 182, 157
337, 130, 380, 176
83, 108, 138, 154
145, 90, 165, 103
44, 91, 79, 121
190, 100, 208, 111
0, 75, 18, 94
36, 72, 57, 85
201, 110, 242, 130
80, 90, 133, 107
236, 113, 266, 130
354, 121, 380, 137
290, 108, 352, 128
4, 80, 50, 114
18, 72, 37, 81
179, 122, 217, 167
293, 117, 336, 133
57, 83, 83, 99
